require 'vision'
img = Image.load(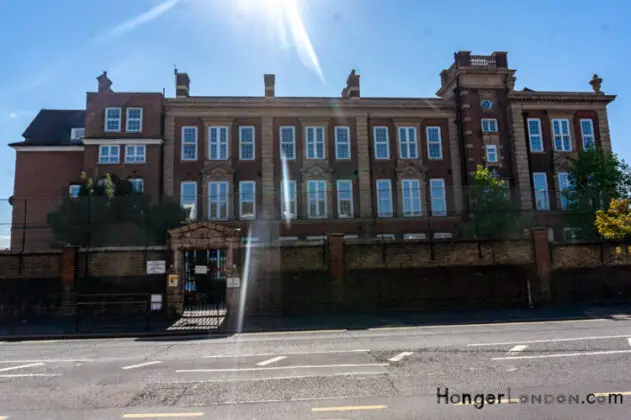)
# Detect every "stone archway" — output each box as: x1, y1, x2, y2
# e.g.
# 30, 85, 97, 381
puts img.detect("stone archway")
166, 222, 241, 317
